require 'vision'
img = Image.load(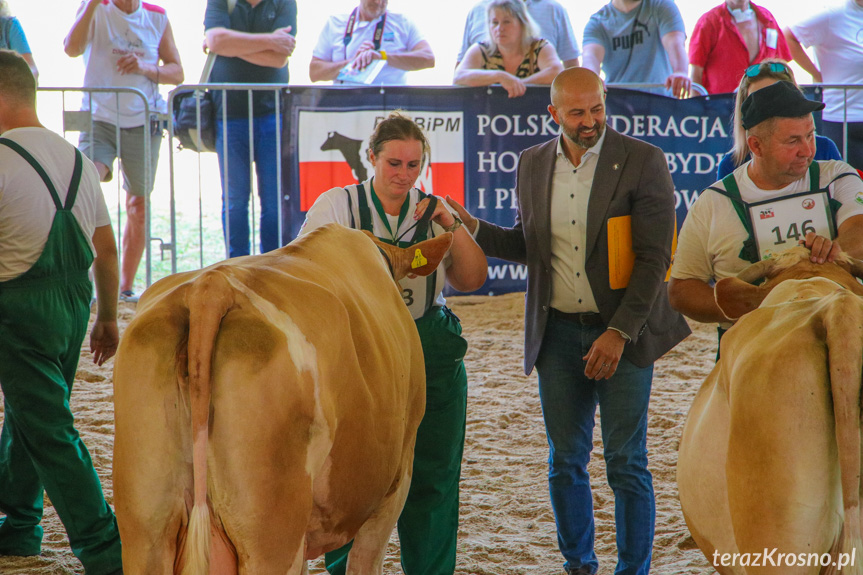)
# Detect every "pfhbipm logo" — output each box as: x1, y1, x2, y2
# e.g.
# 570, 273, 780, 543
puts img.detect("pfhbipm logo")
297, 110, 464, 211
